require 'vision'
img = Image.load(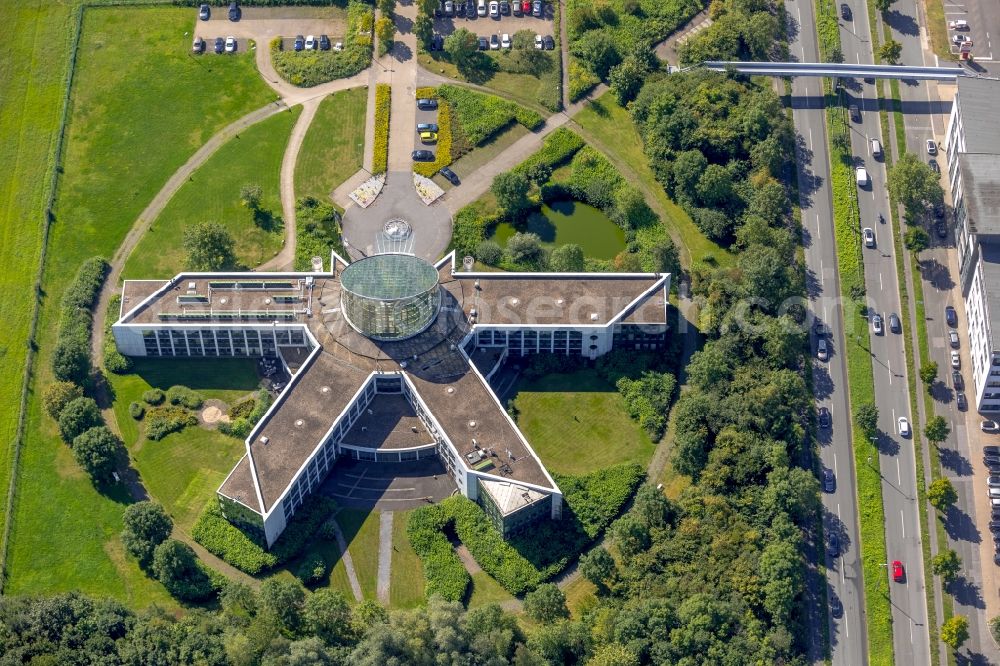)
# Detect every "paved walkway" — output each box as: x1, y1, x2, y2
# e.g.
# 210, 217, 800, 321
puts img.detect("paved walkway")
377, 511, 393, 604
330, 515, 365, 602
653, 10, 712, 65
